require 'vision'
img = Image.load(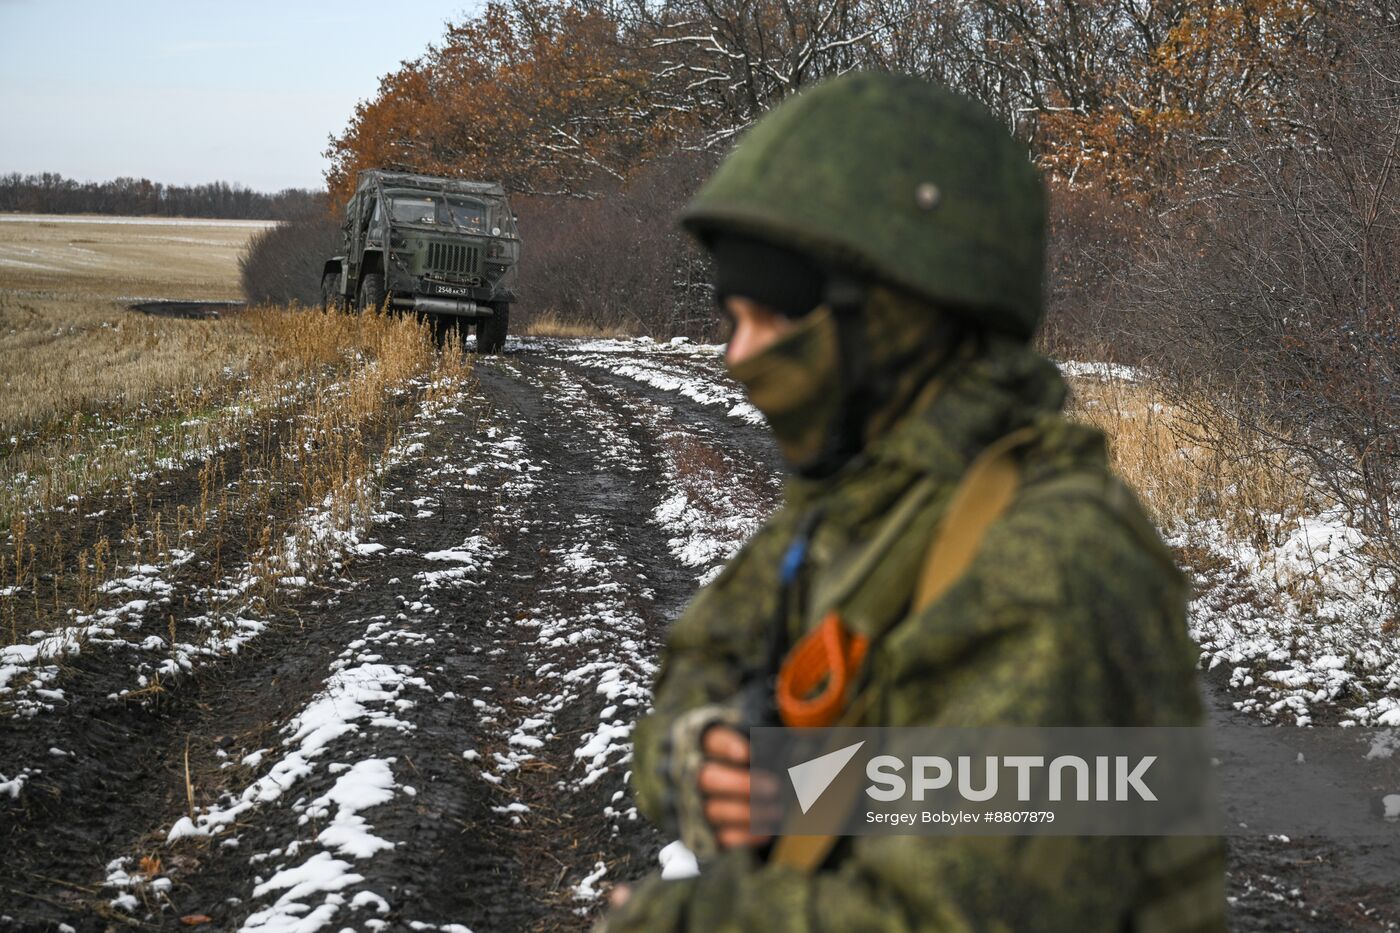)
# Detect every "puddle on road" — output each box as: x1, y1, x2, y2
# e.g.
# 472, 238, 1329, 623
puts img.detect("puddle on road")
128, 299, 242, 319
